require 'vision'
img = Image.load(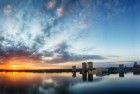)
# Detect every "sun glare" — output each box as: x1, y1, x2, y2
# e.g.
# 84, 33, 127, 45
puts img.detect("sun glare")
11, 64, 19, 69
0, 55, 41, 70
0, 54, 61, 70
10, 64, 26, 70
